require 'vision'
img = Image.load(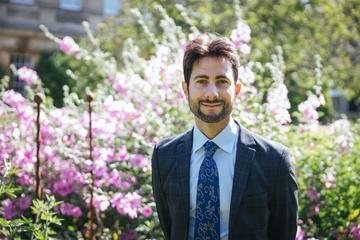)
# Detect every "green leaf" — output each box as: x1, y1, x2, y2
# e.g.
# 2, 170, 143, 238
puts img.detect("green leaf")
0, 229, 9, 236
0, 217, 9, 227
